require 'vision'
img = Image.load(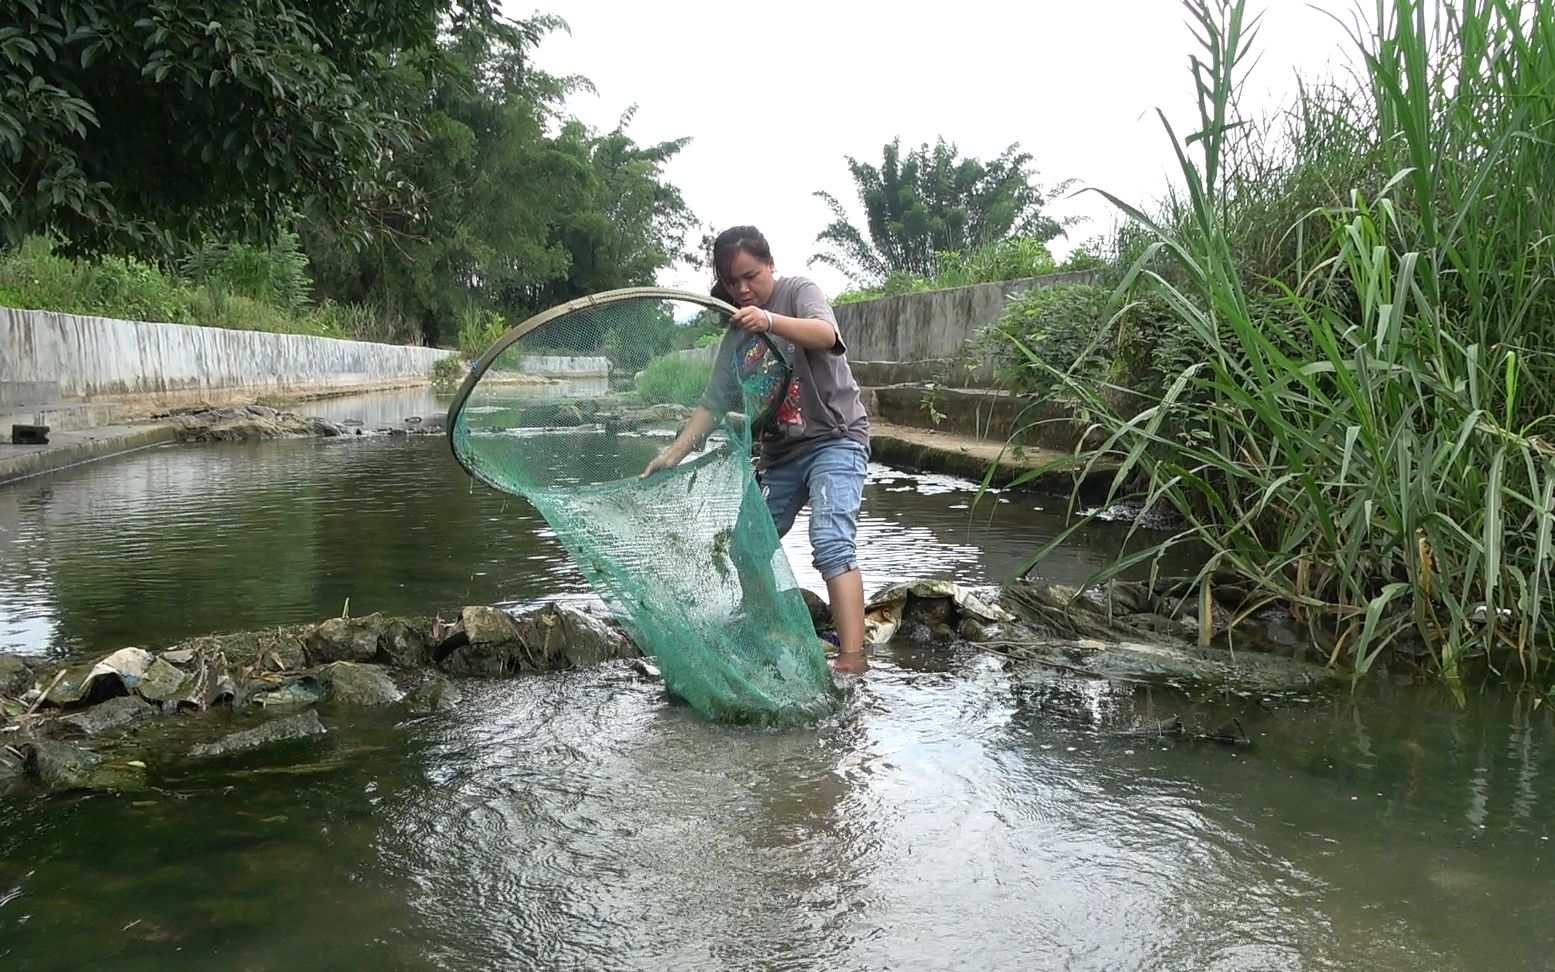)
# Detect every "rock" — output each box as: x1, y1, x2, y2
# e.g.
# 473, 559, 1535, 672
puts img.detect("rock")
638, 403, 691, 423
190, 710, 327, 758
380, 620, 431, 669
56, 695, 156, 736
404, 676, 461, 713
304, 615, 385, 665
0, 745, 24, 787
248, 675, 327, 708
958, 617, 996, 642
439, 606, 532, 676
165, 649, 239, 709
45, 647, 153, 706
800, 590, 834, 632
0, 653, 33, 697
905, 596, 954, 627
170, 406, 347, 442
320, 663, 403, 706
25, 739, 148, 792
553, 404, 586, 427
459, 606, 523, 645
517, 603, 631, 668
306, 416, 345, 437
135, 656, 192, 703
